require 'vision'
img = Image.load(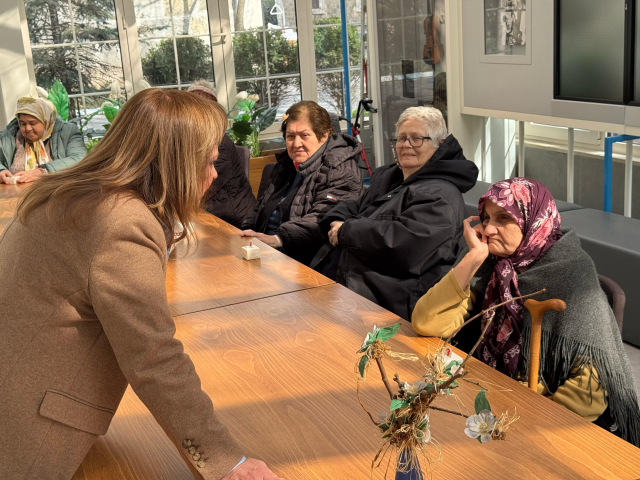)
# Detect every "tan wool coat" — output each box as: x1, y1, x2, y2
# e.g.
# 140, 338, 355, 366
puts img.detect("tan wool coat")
0, 196, 243, 480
